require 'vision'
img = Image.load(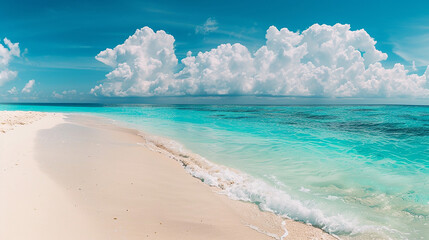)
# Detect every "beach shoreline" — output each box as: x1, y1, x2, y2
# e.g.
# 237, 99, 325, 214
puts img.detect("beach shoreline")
0, 111, 335, 240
